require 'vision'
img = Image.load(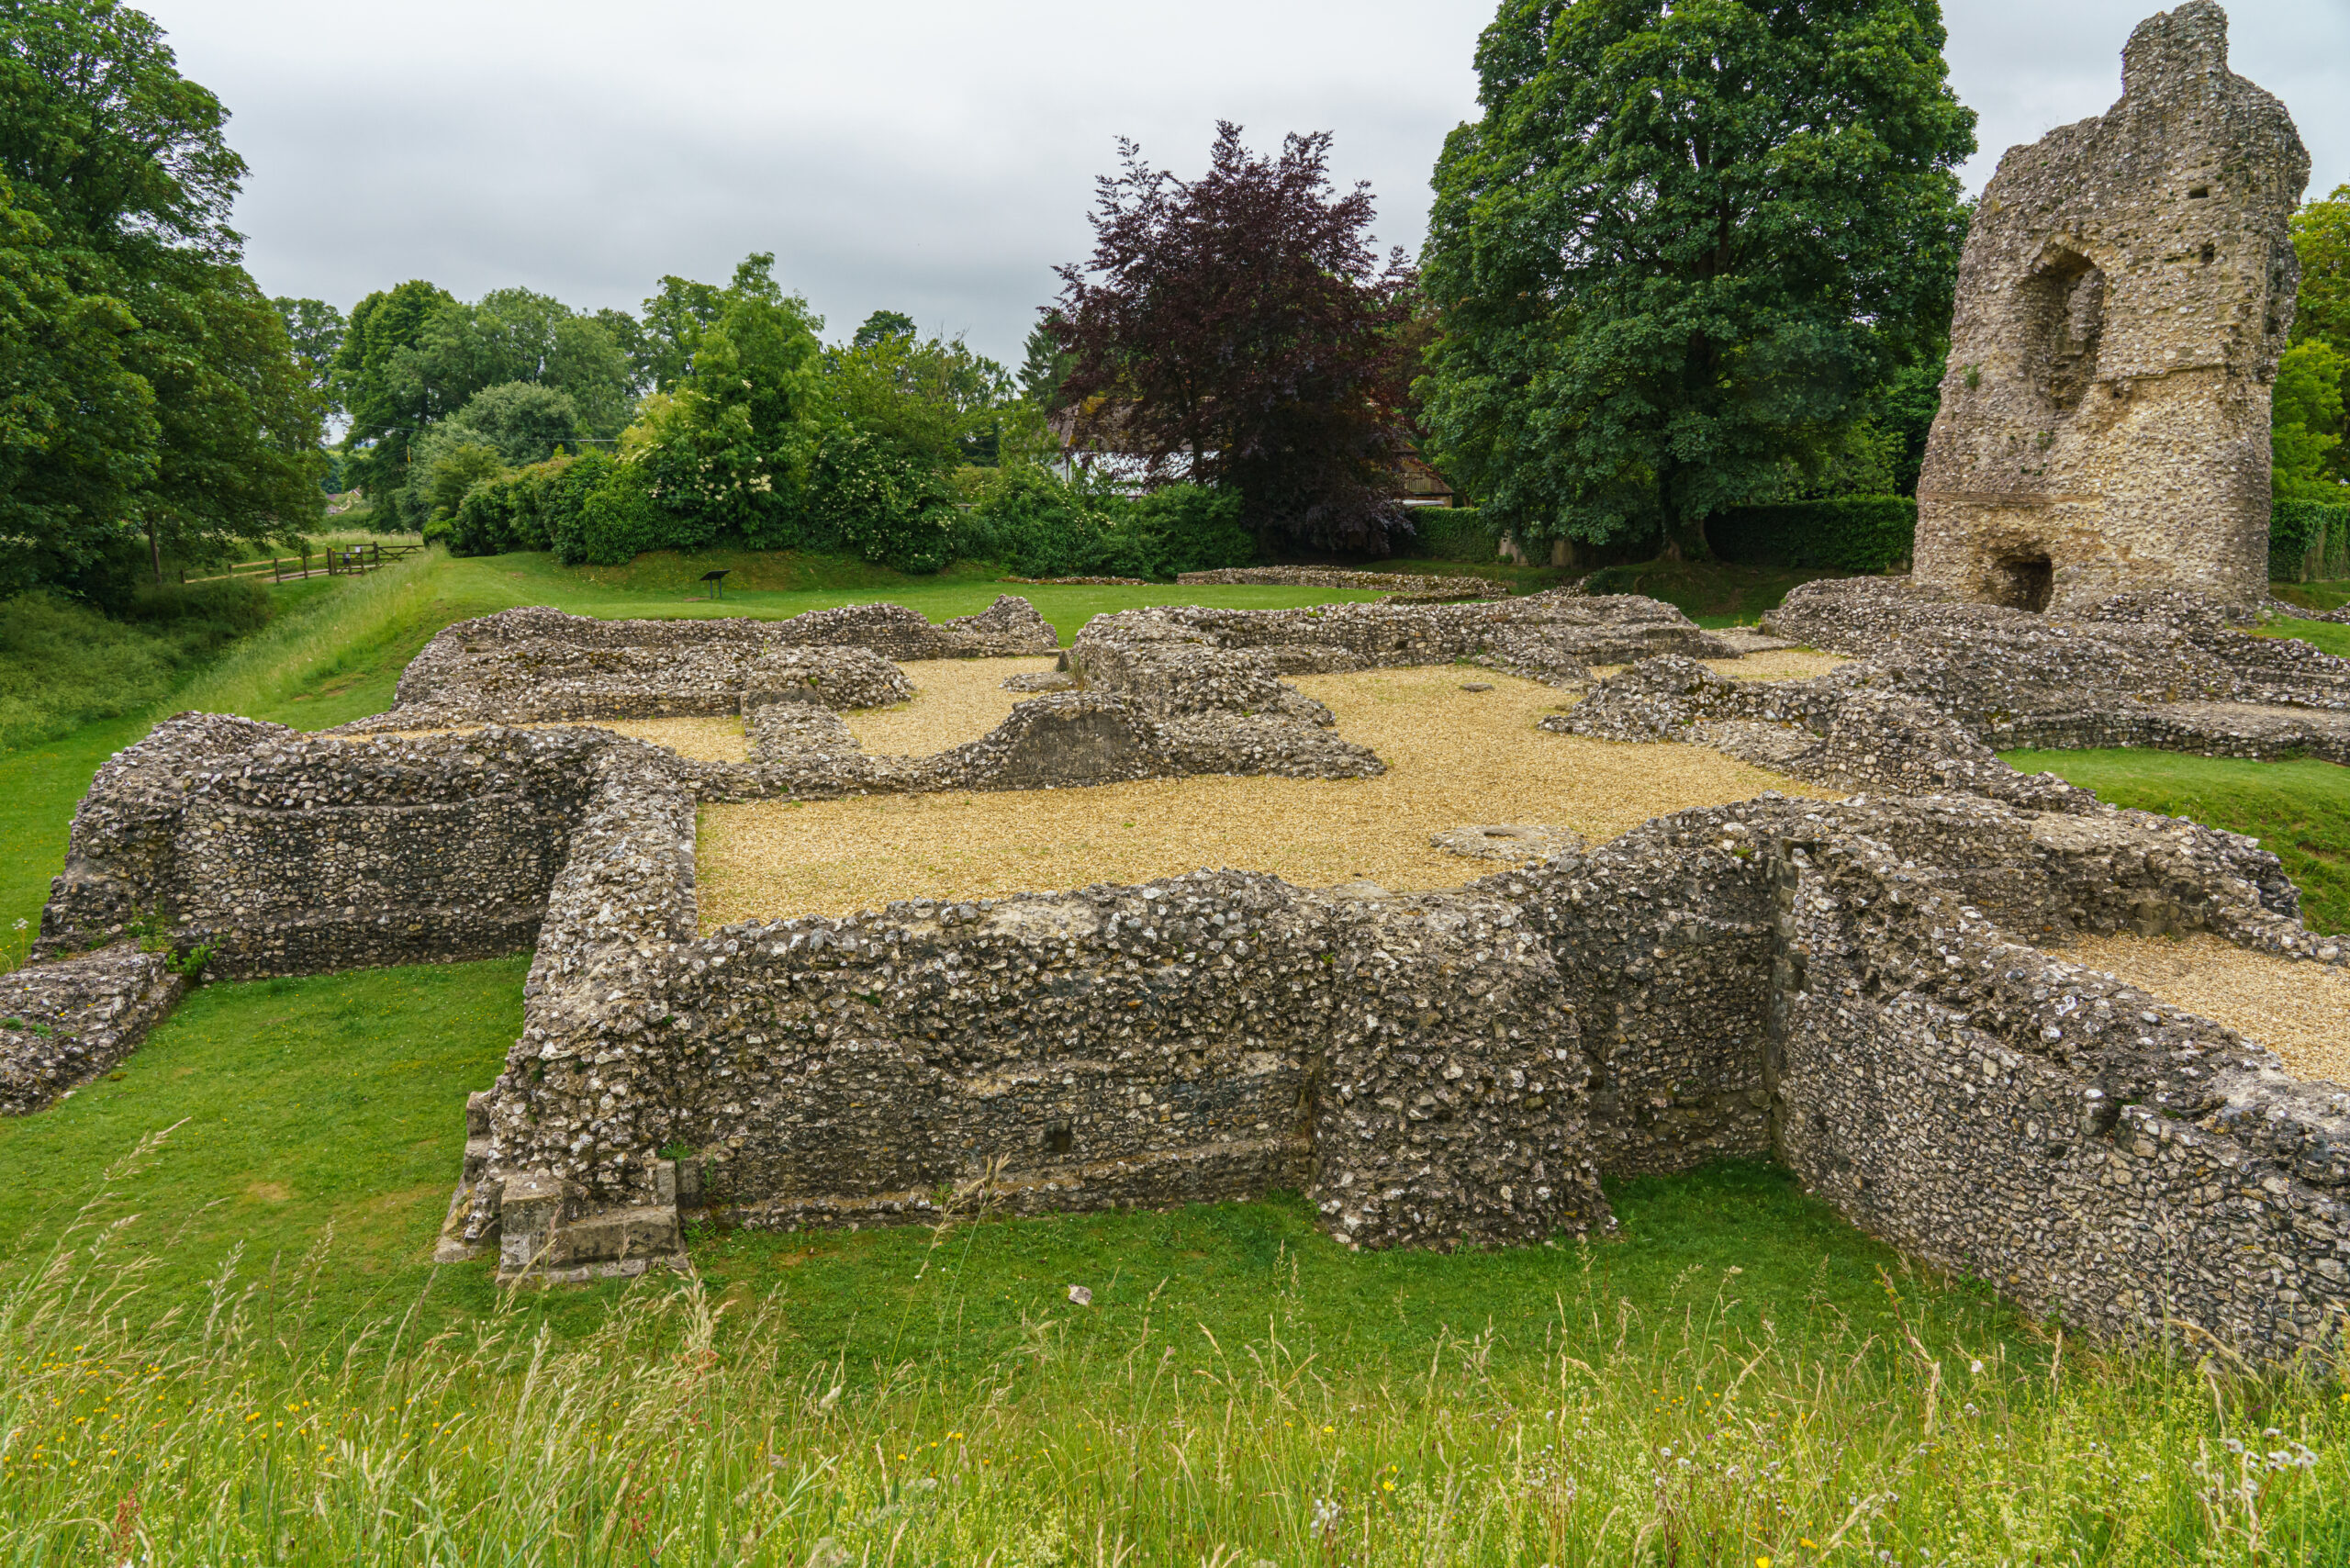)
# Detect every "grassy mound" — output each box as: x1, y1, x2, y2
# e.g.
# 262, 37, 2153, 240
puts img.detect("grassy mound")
2271, 578, 2350, 617
2260, 614, 2350, 659
2004, 748, 2350, 934
1578, 557, 1852, 625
